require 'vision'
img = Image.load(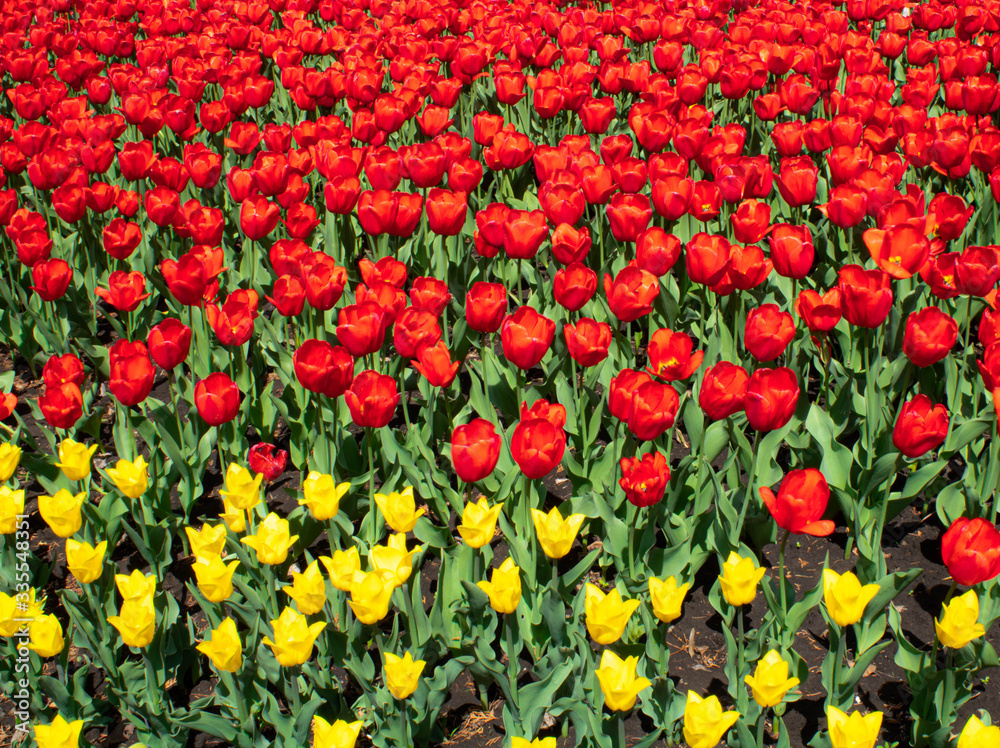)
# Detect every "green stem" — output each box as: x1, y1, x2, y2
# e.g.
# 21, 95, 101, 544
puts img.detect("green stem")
756, 707, 767, 748
778, 529, 790, 618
